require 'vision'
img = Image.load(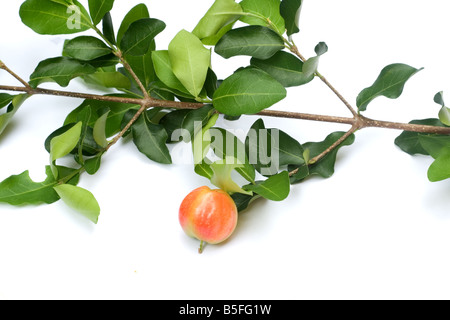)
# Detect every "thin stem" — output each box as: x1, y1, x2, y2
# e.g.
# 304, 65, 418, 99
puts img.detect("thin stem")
115, 50, 150, 99
0, 61, 32, 90
288, 125, 359, 177
105, 103, 148, 151
310, 124, 359, 165
289, 45, 359, 118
